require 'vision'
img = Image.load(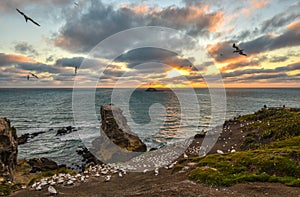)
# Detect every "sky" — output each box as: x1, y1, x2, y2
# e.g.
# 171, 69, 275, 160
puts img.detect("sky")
0, 0, 299, 88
